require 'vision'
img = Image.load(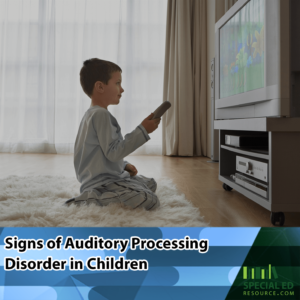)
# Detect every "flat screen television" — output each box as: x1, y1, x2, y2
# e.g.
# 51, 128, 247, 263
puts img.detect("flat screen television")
214, 0, 300, 119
